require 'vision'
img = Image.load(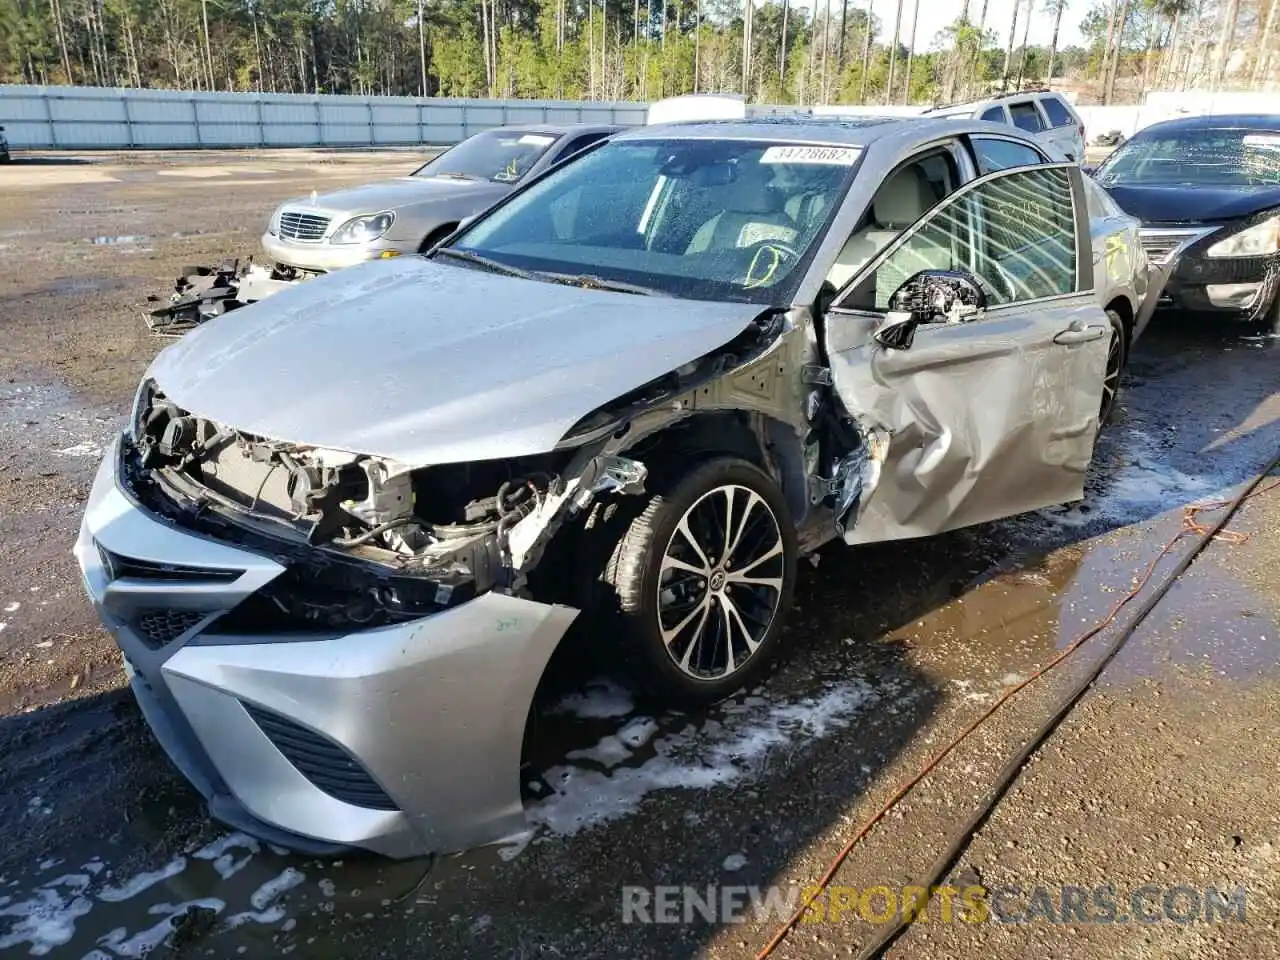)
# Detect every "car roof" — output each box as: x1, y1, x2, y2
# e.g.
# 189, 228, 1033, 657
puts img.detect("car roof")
616, 114, 968, 147
1135, 113, 1280, 136
922, 90, 1065, 114
611, 114, 1057, 159
490, 122, 621, 137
